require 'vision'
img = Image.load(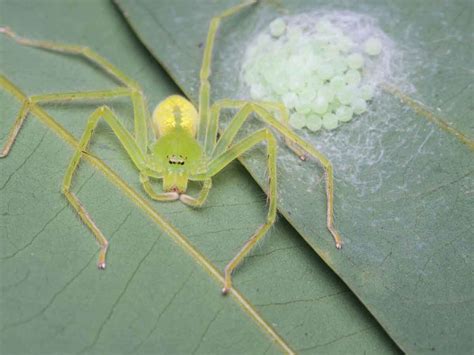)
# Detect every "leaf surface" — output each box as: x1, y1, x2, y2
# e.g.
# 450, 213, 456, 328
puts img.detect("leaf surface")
0, 0, 399, 354
114, 0, 474, 353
